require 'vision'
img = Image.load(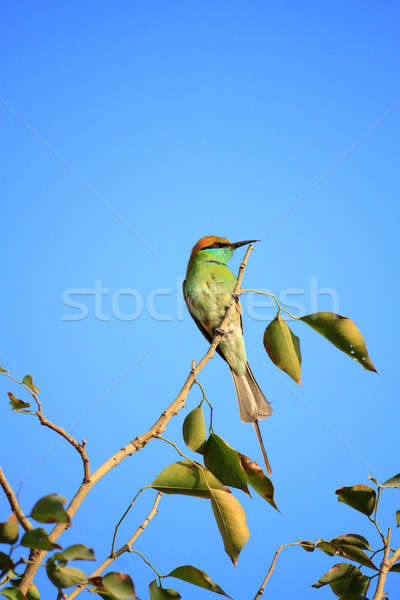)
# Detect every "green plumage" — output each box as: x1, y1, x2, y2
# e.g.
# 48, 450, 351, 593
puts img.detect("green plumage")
183, 243, 272, 424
